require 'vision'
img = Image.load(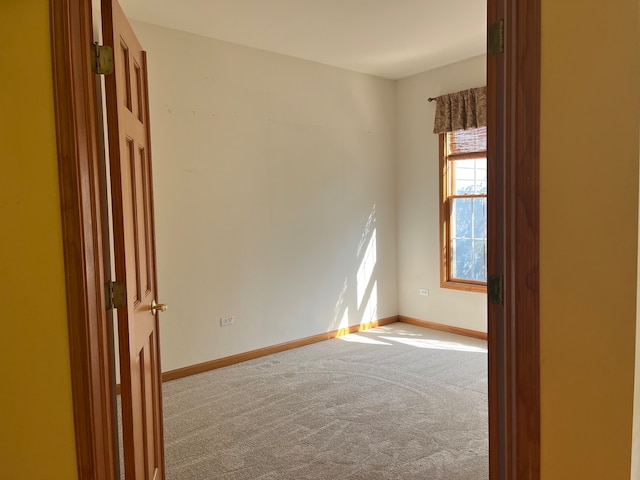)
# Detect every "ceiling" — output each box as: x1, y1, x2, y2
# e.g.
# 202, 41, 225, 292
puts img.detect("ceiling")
118, 0, 486, 80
